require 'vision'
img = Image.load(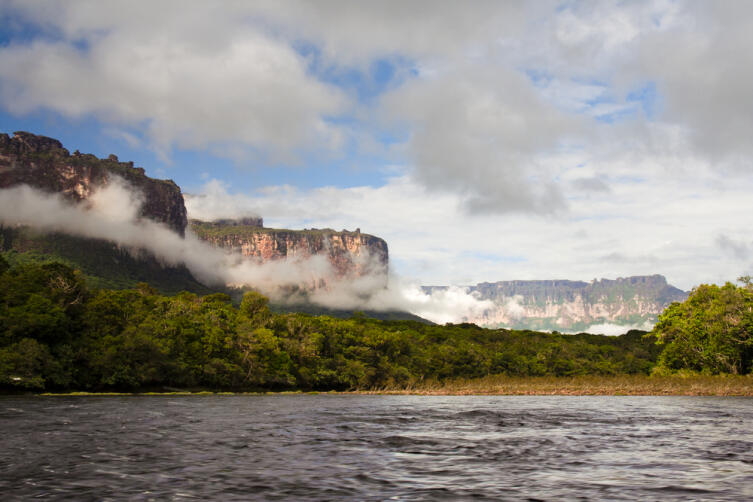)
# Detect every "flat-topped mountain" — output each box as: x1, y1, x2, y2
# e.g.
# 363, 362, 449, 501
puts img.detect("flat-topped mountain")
0, 132, 391, 300
425, 275, 688, 332
190, 219, 388, 279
